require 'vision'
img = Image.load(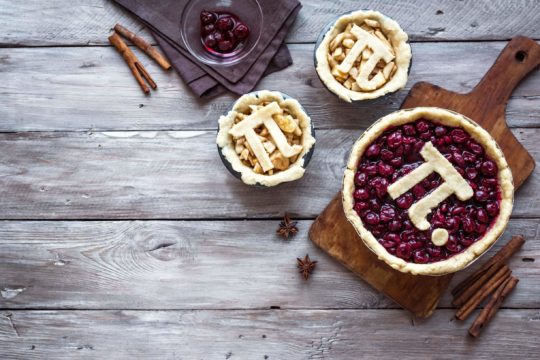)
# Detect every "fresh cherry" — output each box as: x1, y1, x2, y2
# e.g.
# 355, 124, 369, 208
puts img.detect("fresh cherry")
481, 160, 497, 176
413, 250, 429, 264
233, 23, 250, 39
216, 16, 234, 31
396, 243, 412, 260
201, 24, 215, 36
212, 30, 224, 43
200, 10, 217, 25
204, 33, 217, 48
